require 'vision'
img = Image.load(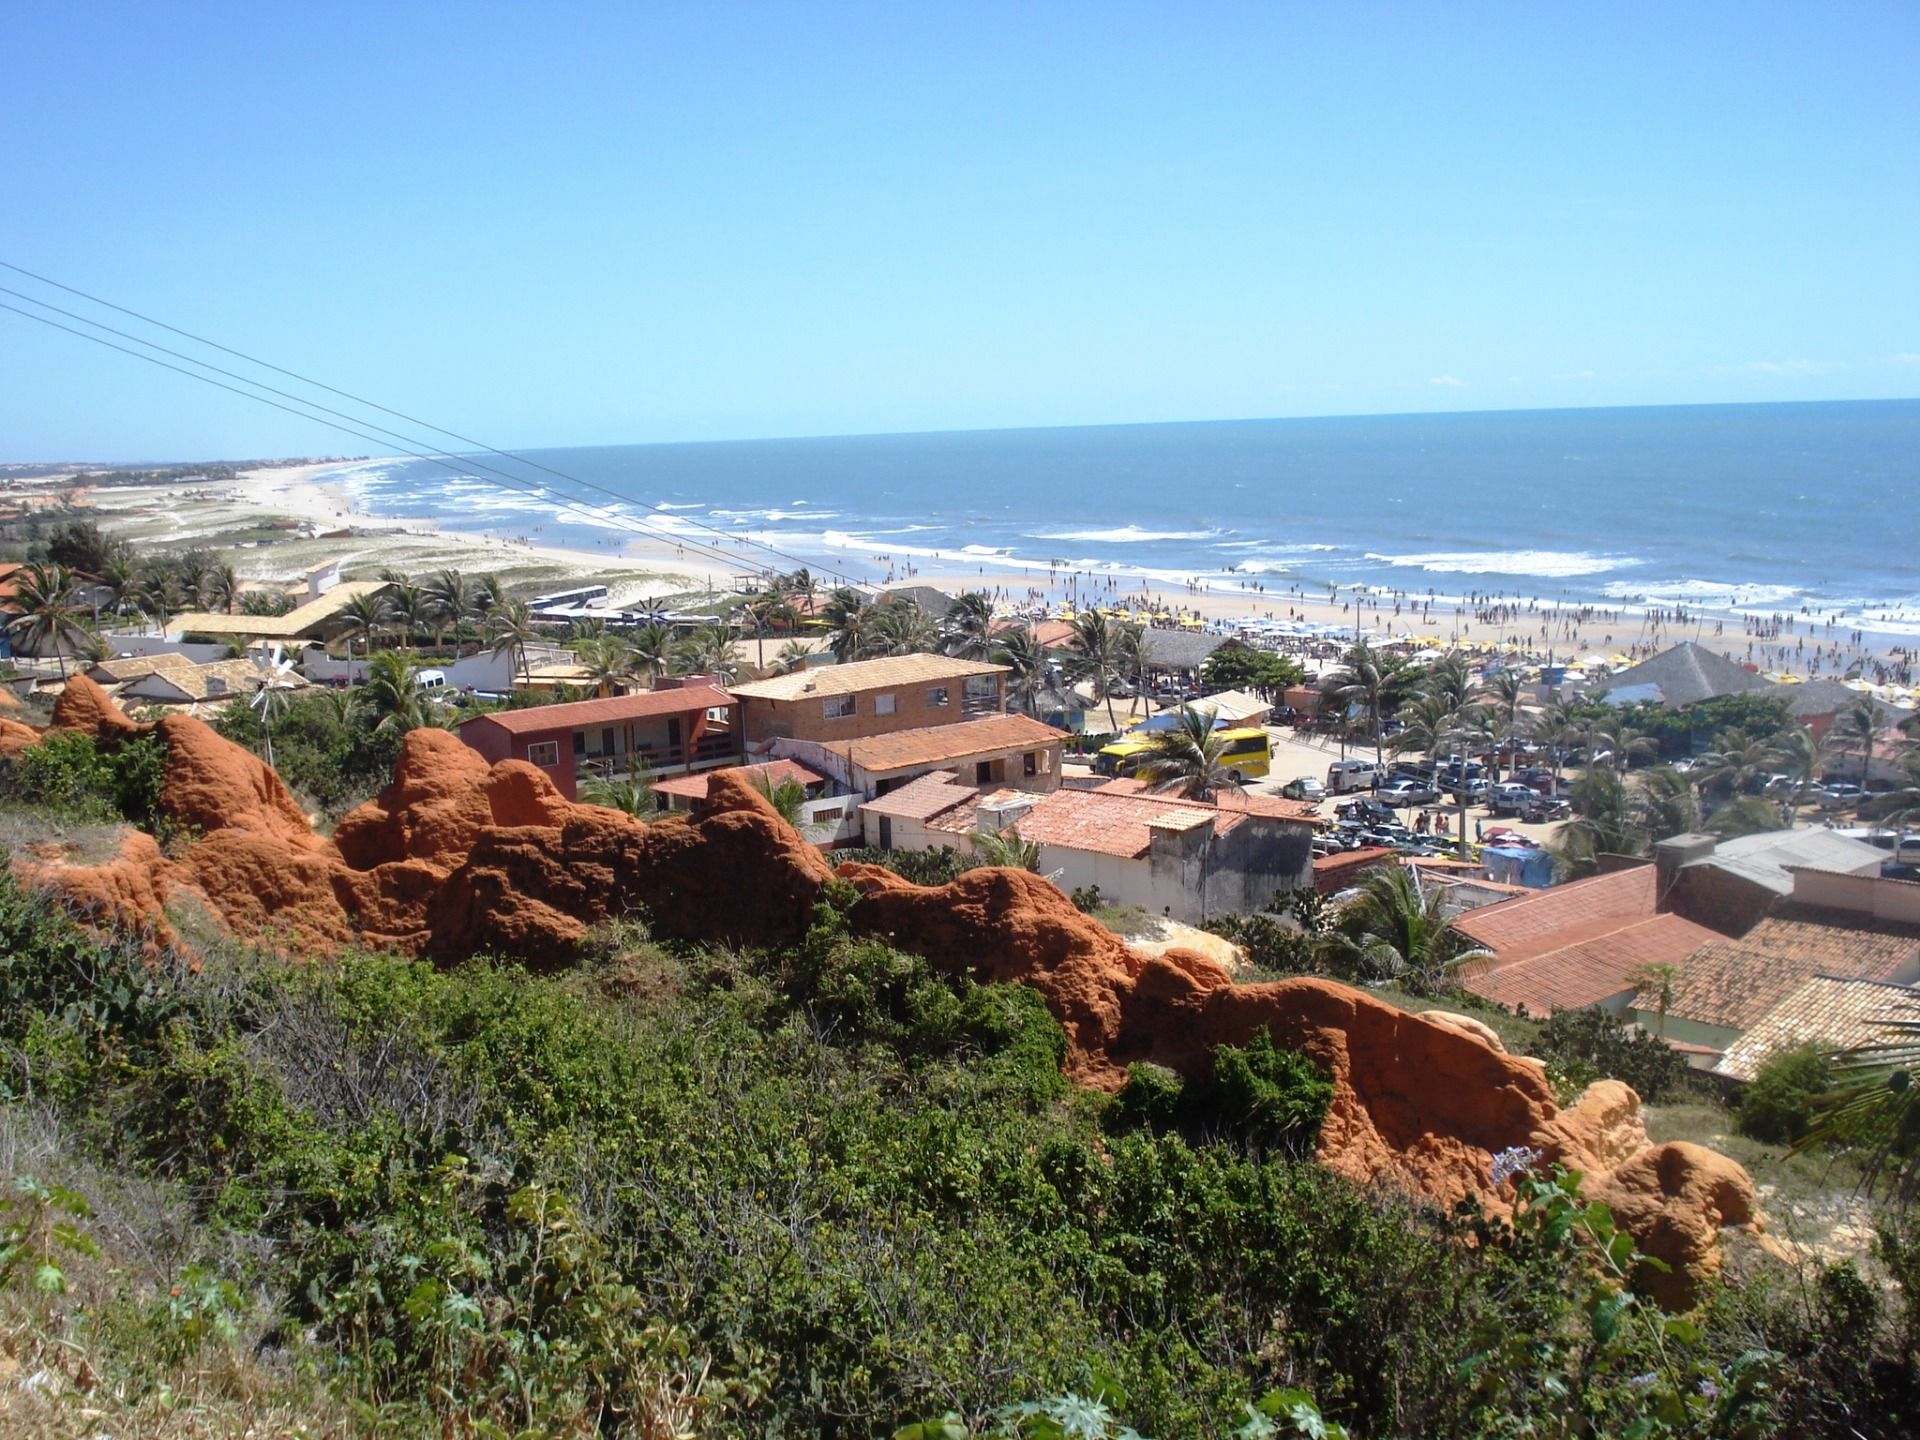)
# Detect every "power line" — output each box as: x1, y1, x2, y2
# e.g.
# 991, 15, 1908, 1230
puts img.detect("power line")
0, 300, 837, 590
0, 258, 872, 586
0, 283, 810, 584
